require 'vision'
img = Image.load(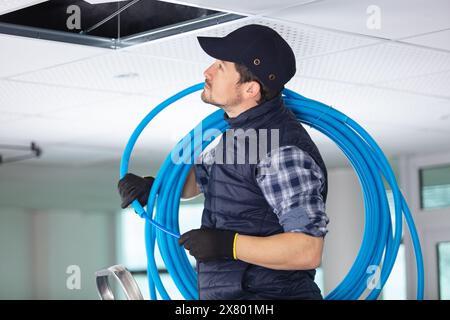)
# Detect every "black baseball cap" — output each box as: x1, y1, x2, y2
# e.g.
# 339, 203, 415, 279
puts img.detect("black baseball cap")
197, 24, 296, 94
